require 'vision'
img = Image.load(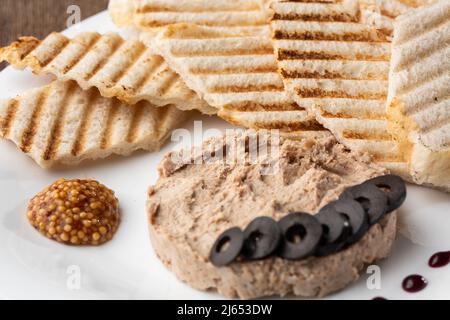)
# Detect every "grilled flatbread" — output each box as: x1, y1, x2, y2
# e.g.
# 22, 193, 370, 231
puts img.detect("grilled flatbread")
0, 81, 189, 168
387, 0, 450, 191
0, 32, 214, 114
270, 0, 409, 178
109, 0, 269, 34
147, 24, 326, 132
